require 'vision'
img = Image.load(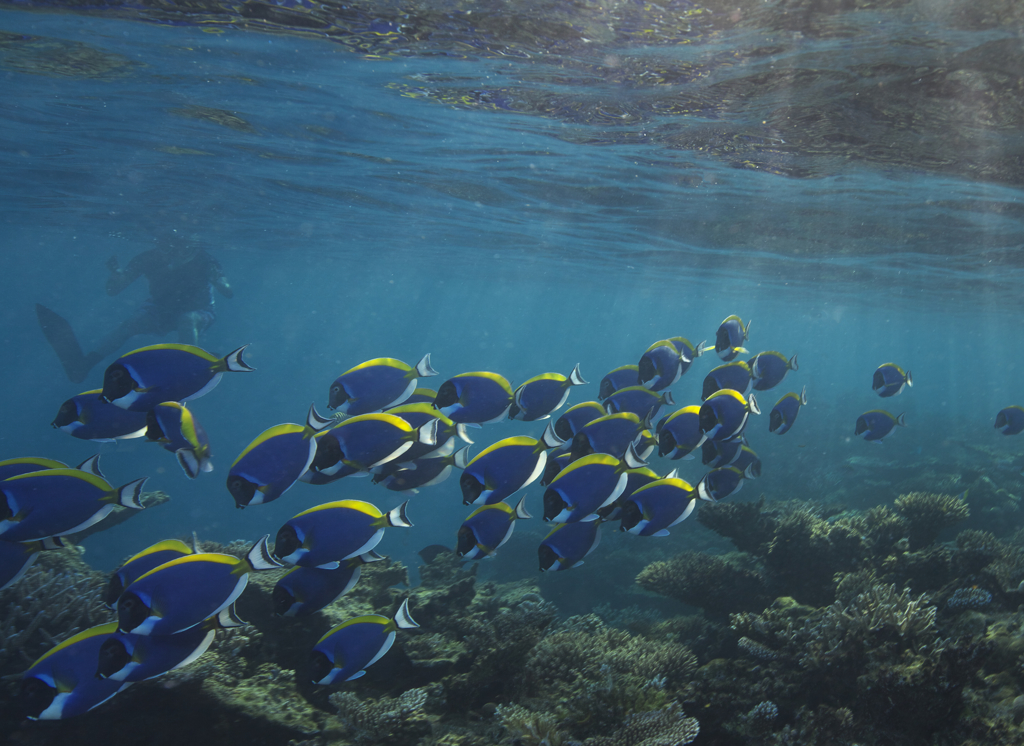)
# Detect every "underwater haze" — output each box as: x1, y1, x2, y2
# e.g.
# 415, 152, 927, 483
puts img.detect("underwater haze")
2, 0, 1024, 744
